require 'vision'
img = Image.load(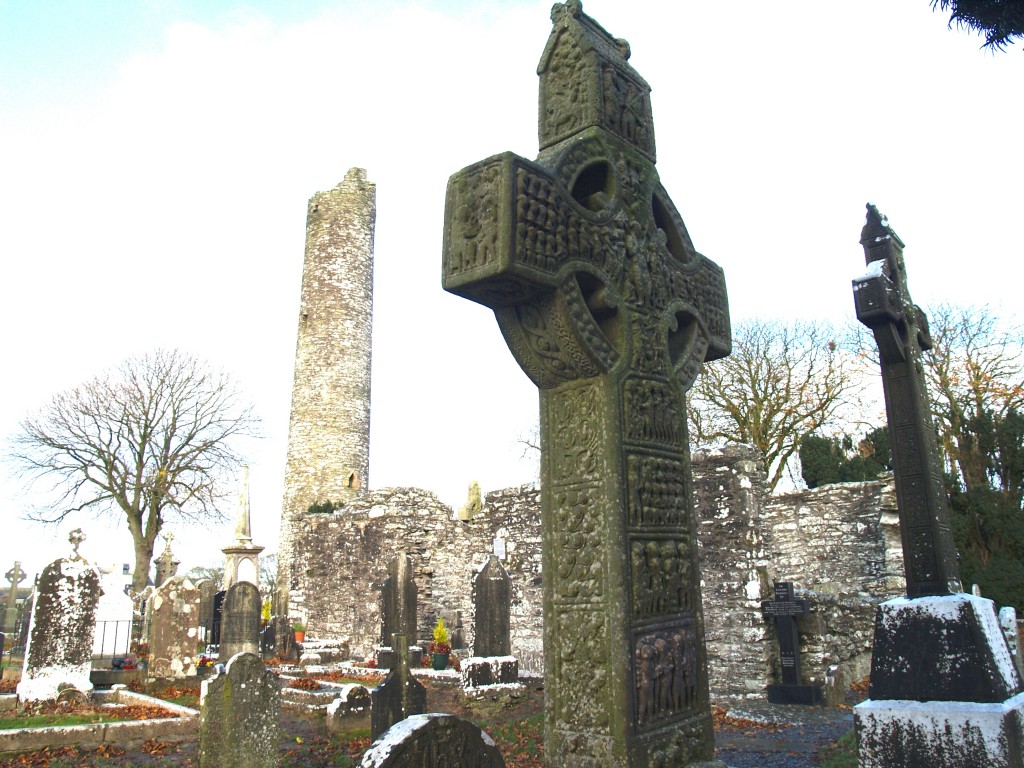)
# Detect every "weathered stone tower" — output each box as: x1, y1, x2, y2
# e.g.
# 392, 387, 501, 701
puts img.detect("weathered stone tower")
277, 168, 376, 628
